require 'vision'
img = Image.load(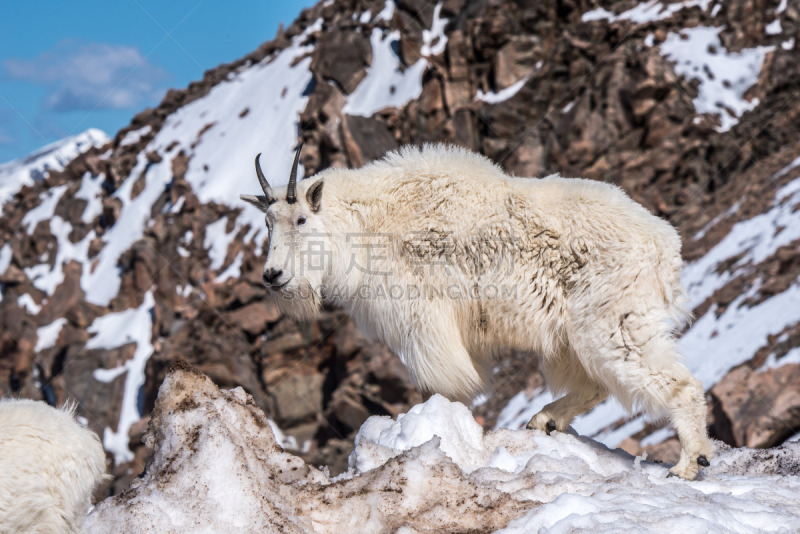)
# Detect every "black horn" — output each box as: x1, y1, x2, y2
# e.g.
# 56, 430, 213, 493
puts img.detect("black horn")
286, 142, 303, 204
254, 153, 274, 199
